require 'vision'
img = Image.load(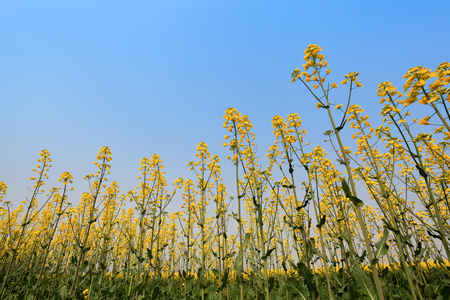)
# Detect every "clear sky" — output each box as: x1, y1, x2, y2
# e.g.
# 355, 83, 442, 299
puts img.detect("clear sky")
1, 0, 449, 212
